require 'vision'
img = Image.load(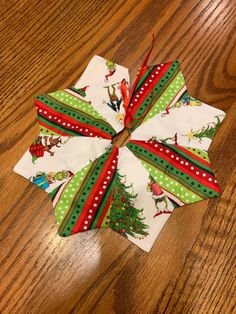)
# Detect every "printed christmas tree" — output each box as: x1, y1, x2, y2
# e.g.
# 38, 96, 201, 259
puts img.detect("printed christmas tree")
108, 171, 149, 239
187, 115, 222, 142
